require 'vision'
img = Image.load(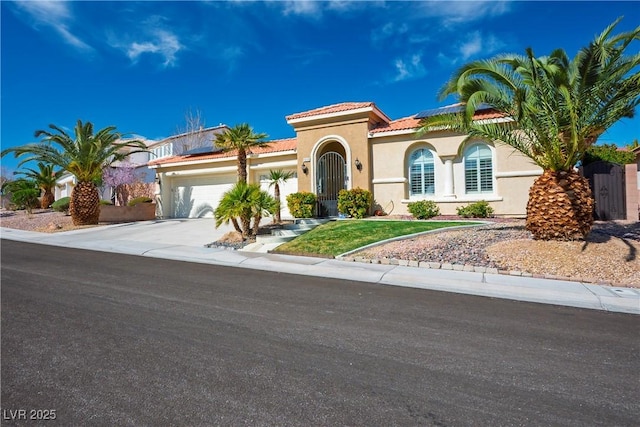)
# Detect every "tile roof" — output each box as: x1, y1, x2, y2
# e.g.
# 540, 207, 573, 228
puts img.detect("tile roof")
149, 138, 297, 166
286, 102, 376, 121
369, 106, 507, 135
